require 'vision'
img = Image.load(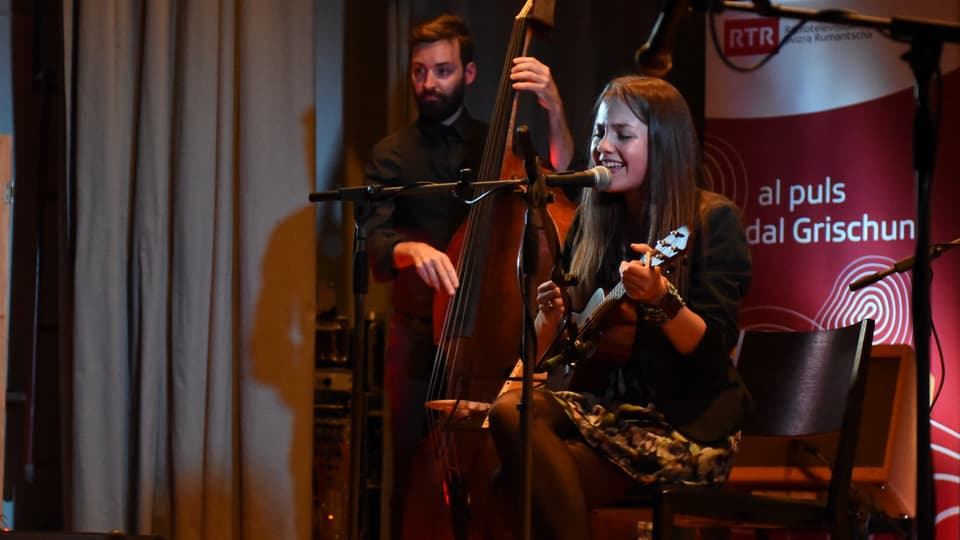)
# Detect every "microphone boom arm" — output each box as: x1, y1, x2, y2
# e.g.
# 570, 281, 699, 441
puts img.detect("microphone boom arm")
849, 238, 960, 291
